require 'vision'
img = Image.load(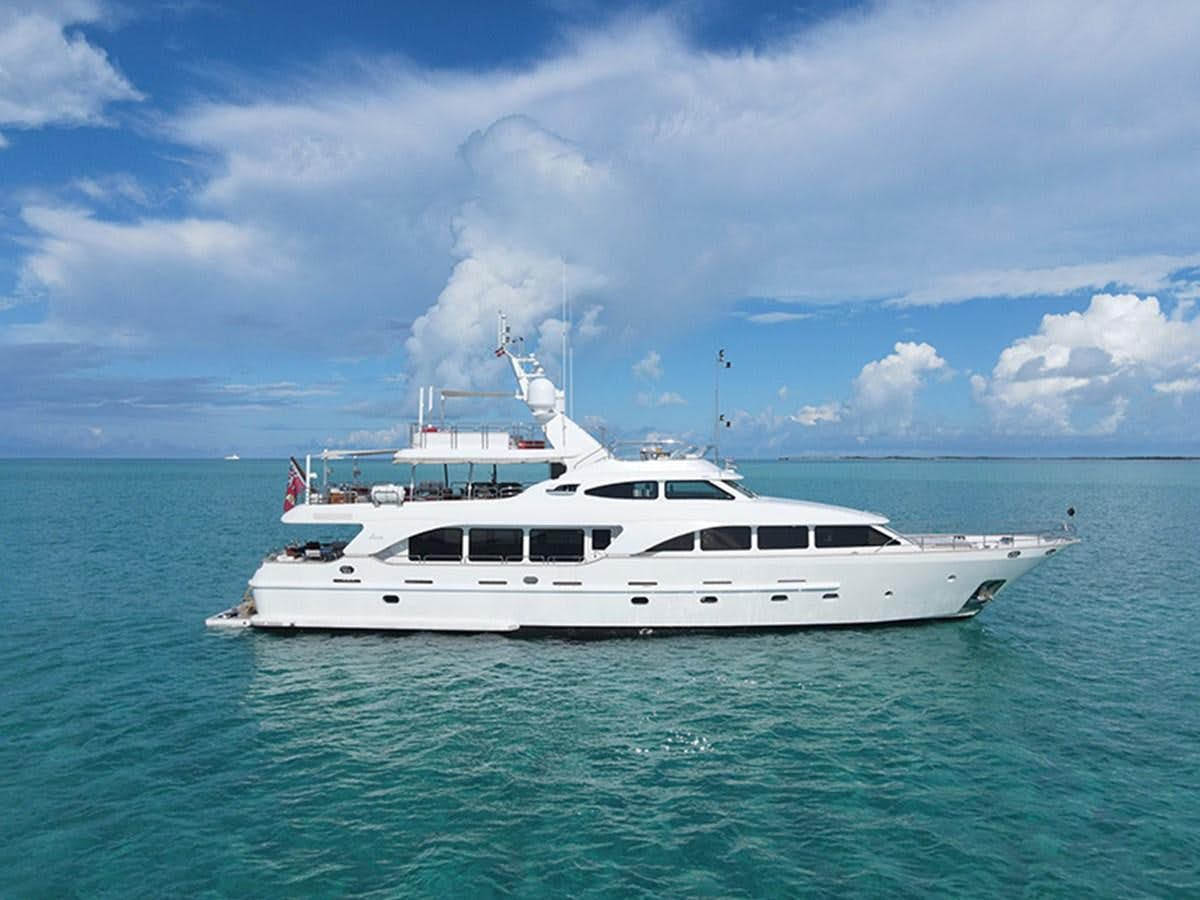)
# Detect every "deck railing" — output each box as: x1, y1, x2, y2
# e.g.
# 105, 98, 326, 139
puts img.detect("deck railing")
902, 530, 1076, 551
